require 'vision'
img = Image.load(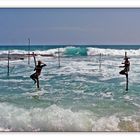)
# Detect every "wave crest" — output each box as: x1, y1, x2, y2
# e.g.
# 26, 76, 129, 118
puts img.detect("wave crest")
0, 102, 140, 131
